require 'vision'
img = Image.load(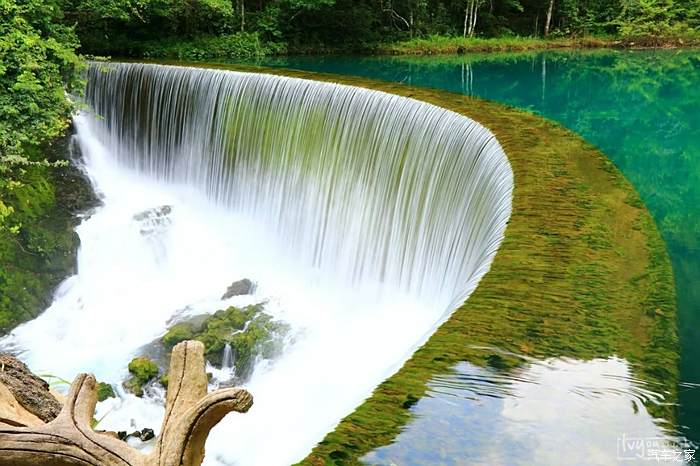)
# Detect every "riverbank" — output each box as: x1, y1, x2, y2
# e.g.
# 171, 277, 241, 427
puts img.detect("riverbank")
375, 34, 700, 55
153, 61, 679, 464
101, 32, 700, 62
0, 134, 98, 335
